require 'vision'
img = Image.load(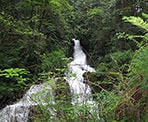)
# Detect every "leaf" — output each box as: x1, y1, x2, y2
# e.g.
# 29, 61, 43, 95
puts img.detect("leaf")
123, 15, 148, 31
142, 13, 148, 19
87, 7, 102, 17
